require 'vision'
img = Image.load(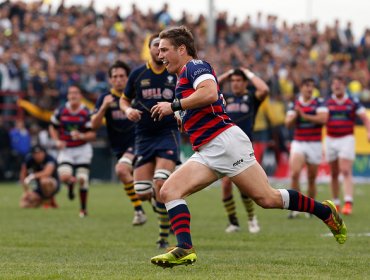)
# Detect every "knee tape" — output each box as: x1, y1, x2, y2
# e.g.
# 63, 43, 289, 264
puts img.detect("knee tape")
134, 180, 153, 195
153, 169, 172, 181
58, 164, 73, 177
76, 167, 90, 185
118, 156, 133, 167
